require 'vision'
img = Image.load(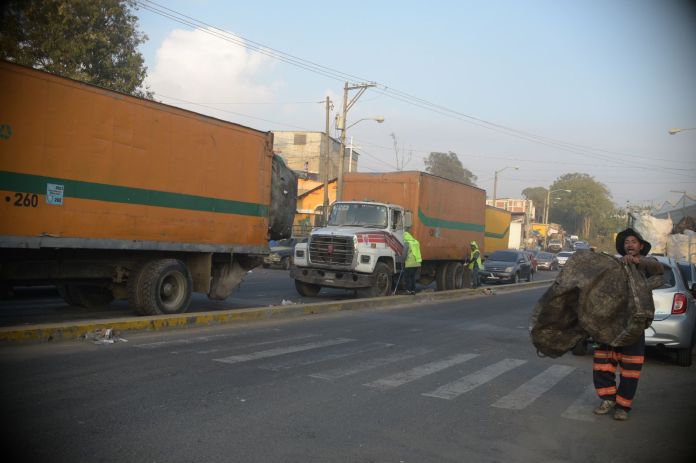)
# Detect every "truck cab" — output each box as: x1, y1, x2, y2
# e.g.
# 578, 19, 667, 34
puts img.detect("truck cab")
291, 201, 411, 298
